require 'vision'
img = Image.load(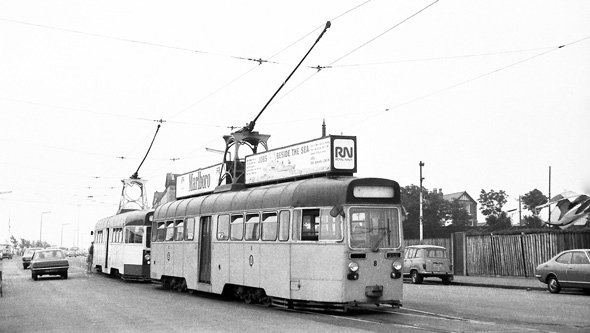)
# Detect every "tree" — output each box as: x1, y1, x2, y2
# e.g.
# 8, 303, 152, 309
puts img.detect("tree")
478, 189, 510, 230
523, 215, 544, 228
478, 189, 508, 218
400, 185, 422, 240
521, 189, 548, 215
401, 185, 471, 239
